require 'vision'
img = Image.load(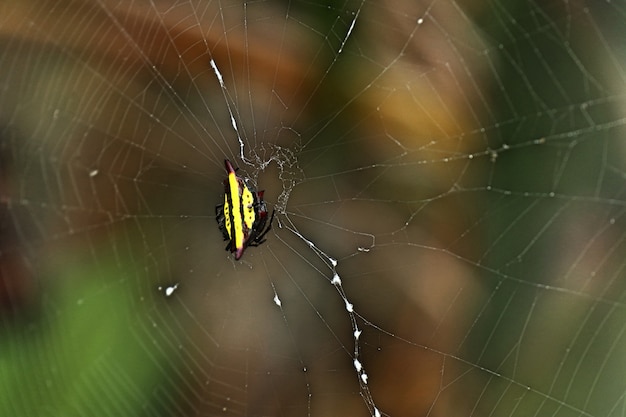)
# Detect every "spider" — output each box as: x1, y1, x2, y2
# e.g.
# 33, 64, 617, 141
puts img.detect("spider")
215, 159, 275, 260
